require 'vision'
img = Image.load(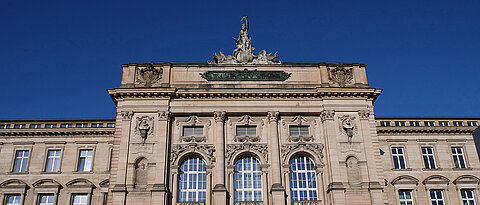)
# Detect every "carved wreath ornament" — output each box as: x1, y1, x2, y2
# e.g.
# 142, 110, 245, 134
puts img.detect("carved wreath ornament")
327, 65, 353, 87
136, 63, 163, 87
